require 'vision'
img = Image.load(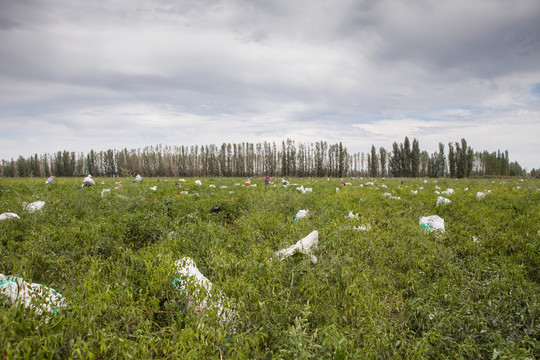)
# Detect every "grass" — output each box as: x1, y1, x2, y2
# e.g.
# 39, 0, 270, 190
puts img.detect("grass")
0, 177, 538, 359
